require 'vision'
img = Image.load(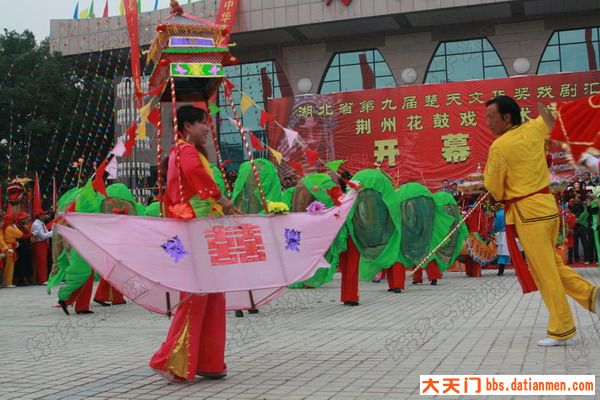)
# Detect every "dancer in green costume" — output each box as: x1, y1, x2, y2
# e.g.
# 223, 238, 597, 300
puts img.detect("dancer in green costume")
288, 173, 347, 288
232, 158, 282, 214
